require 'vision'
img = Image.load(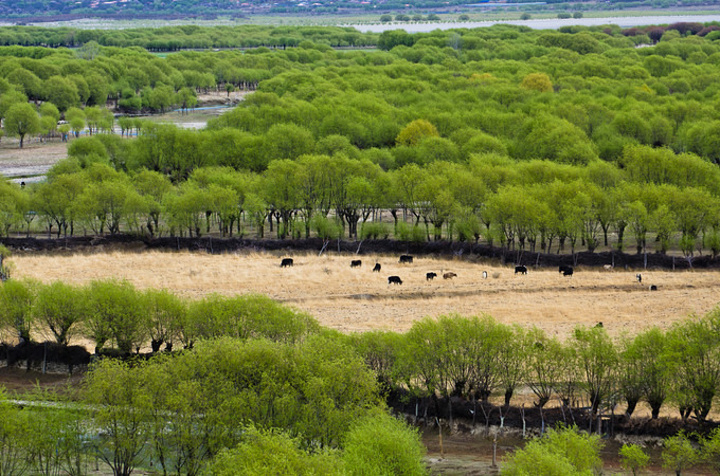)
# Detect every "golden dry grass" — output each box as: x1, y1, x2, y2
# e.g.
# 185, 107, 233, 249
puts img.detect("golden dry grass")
10, 250, 720, 338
